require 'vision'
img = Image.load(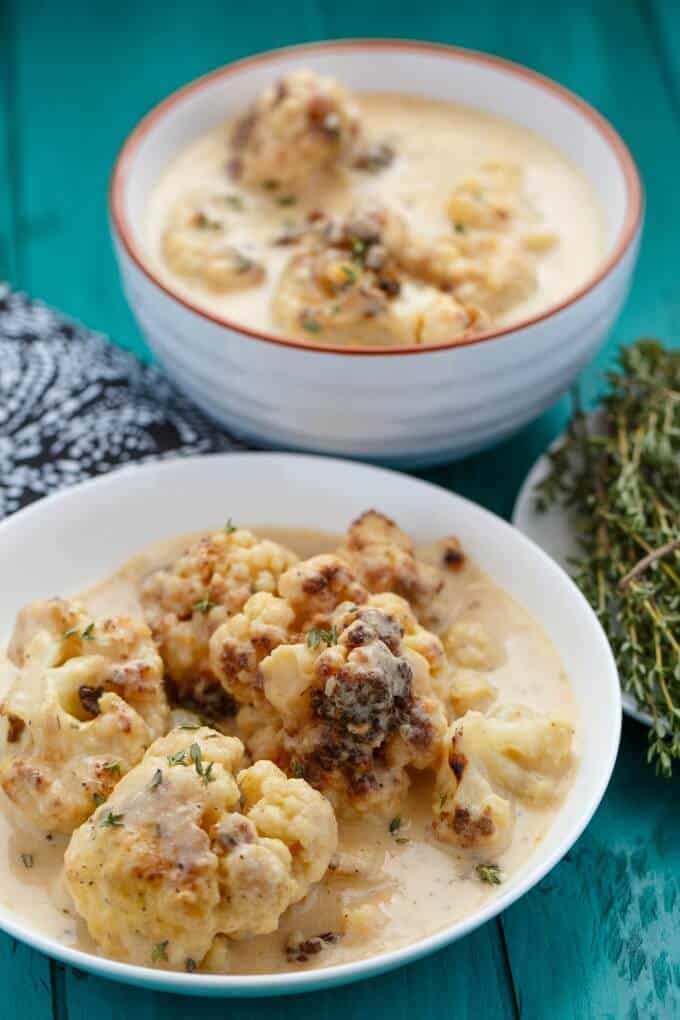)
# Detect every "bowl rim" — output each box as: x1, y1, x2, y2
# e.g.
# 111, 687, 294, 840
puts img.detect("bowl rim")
109, 37, 643, 358
0, 451, 622, 996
